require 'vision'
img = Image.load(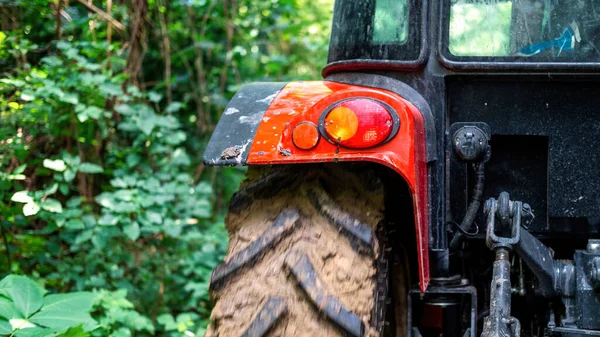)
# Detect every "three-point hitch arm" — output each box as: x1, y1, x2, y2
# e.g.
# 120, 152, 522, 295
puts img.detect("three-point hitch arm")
481, 192, 600, 337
